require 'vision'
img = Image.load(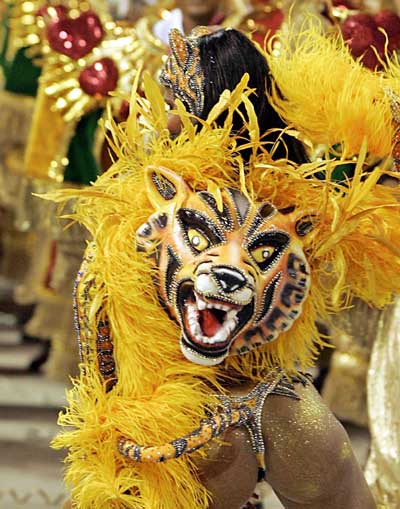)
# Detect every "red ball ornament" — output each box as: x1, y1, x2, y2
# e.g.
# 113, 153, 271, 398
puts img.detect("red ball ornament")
341, 13, 386, 68
374, 10, 400, 51
46, 11, 104, 60
341, 14, 377, 55
361, 36, 385, 69
79, 58, 119, 97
